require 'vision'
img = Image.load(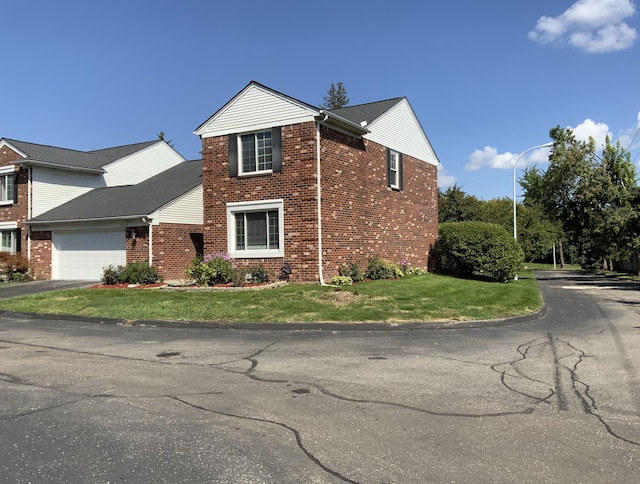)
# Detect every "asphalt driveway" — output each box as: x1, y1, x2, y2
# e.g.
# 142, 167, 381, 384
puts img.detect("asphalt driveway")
0, 280, 97, 300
